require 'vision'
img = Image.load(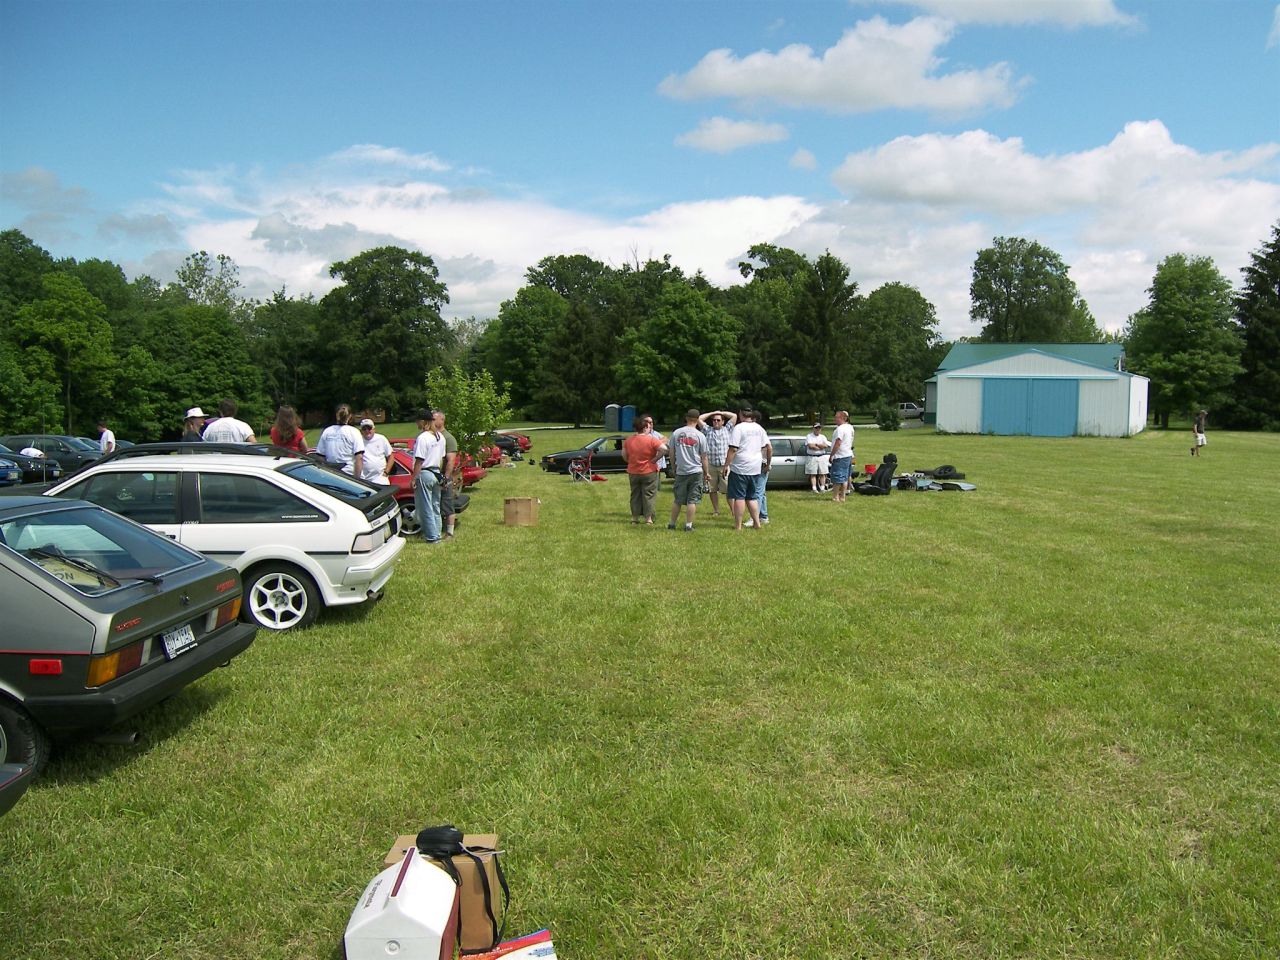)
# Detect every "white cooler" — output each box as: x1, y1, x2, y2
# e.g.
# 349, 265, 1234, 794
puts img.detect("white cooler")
345, 846, 459, 959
